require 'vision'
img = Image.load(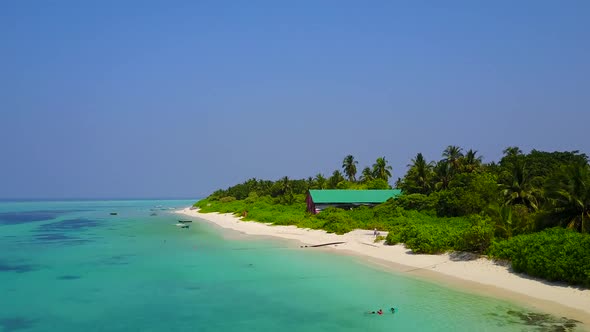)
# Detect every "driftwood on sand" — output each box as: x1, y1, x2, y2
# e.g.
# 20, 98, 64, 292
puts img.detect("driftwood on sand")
301, 241, 345, 248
